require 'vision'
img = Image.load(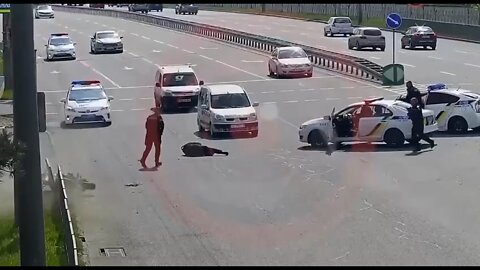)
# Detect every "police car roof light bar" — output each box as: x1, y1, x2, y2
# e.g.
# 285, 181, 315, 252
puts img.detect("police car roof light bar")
364, 97, 384, 103
71, 80, 101, 85
427, 83, 447, 91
